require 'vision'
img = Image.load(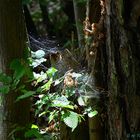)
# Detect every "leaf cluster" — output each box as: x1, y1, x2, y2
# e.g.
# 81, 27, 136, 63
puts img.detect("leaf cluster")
0, 49, 98, 138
